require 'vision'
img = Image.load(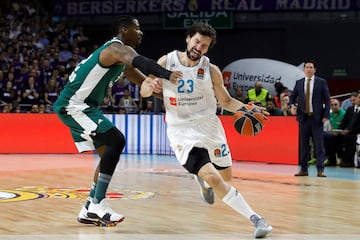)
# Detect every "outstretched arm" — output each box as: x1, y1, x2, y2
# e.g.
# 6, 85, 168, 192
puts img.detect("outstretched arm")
100, 43, 182, 82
